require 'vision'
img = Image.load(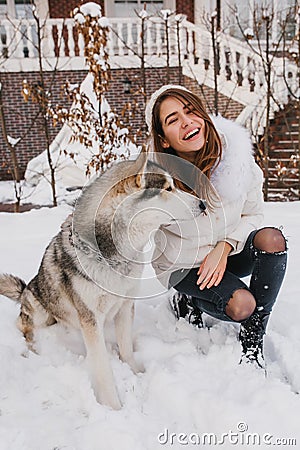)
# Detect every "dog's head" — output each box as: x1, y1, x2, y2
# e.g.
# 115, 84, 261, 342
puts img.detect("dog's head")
73, 147, 202, 258
101, 147, 201, 227
105, 146, 174, 196
74, 147, 202, 234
